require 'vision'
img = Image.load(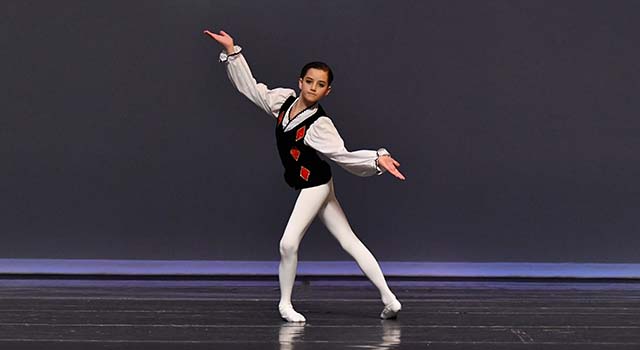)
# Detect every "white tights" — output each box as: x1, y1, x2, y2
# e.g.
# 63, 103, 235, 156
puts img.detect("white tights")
278, 179, 398, 320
